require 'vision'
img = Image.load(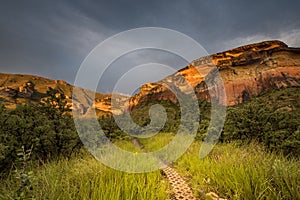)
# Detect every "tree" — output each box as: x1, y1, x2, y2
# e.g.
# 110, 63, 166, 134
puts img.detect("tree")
39, 87, 82, 158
